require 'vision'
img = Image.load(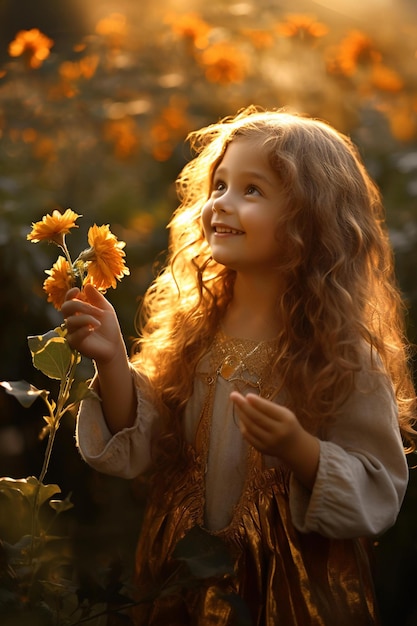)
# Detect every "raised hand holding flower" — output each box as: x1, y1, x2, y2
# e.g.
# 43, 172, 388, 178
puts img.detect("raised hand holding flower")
0, 208, 130, 623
